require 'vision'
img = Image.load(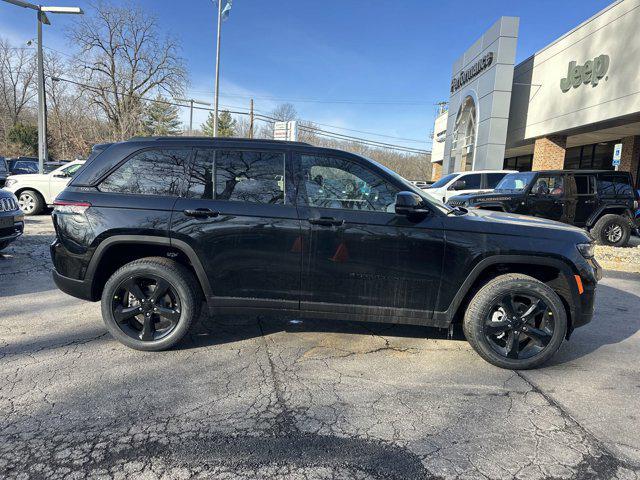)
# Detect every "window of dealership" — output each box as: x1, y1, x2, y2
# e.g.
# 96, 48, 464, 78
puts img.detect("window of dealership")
431, 0, 640, 189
